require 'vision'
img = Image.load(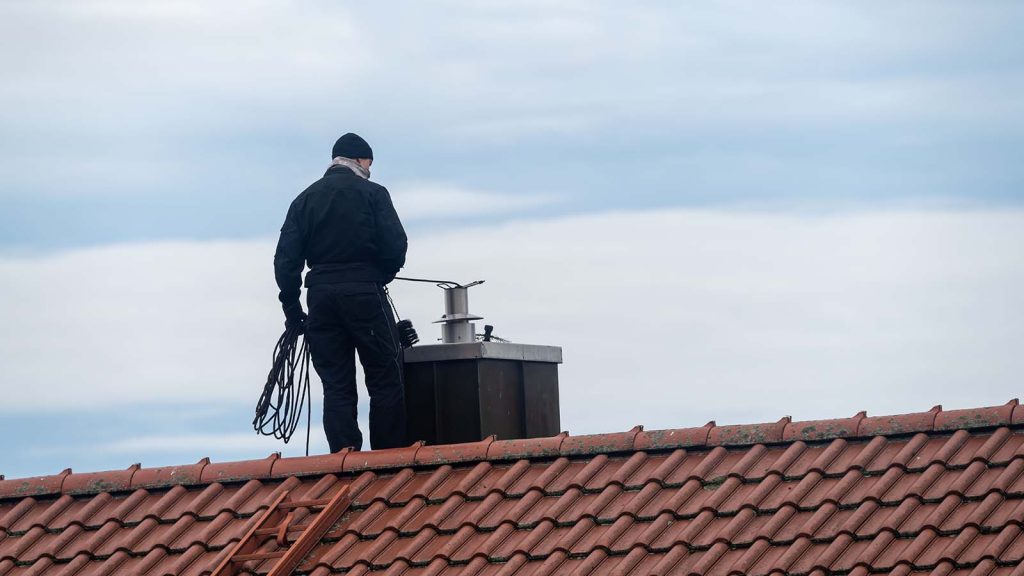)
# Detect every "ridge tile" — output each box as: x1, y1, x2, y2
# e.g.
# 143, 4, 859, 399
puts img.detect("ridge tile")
708, 417, 790, 446
859, 405, 942, 437
61, 464, 139, 496
935, 401, 1019, 431
0, 469, 70, 499
783, 412, 866, 442
416, 437, 495, 467
199, 453, 279, 483
634, 421, 714, 450
559, 426, 644, 456
272, 450, 349, 478
486, 432, 567, 461
344, 442, 424, 472
130, 458, 209, 490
